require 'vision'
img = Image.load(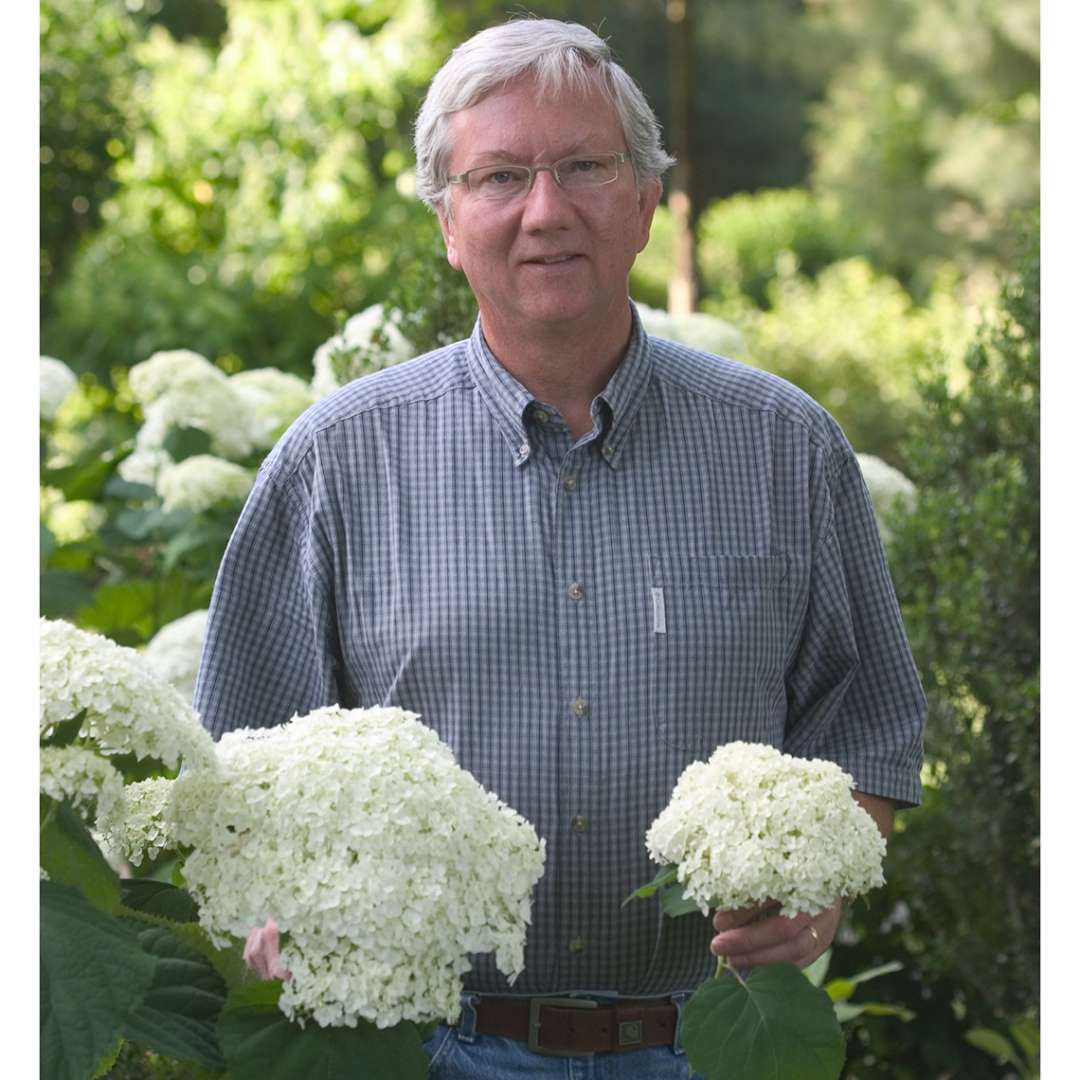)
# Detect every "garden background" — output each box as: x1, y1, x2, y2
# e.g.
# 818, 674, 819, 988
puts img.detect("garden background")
35, 1, 1042, 1077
